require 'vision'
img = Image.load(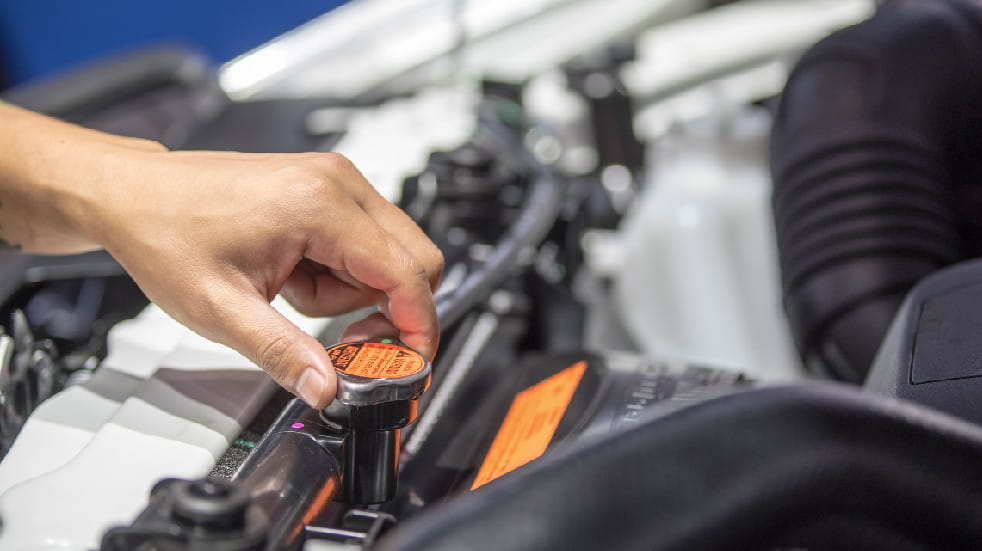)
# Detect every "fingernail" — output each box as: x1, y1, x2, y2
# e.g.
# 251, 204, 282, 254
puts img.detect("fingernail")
295, 368, 326, 407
